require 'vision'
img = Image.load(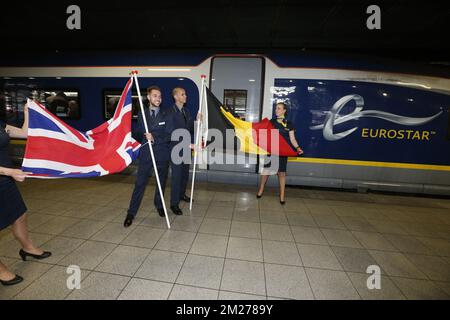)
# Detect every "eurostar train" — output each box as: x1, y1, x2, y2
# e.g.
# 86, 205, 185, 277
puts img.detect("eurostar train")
1, 52, 449, 195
